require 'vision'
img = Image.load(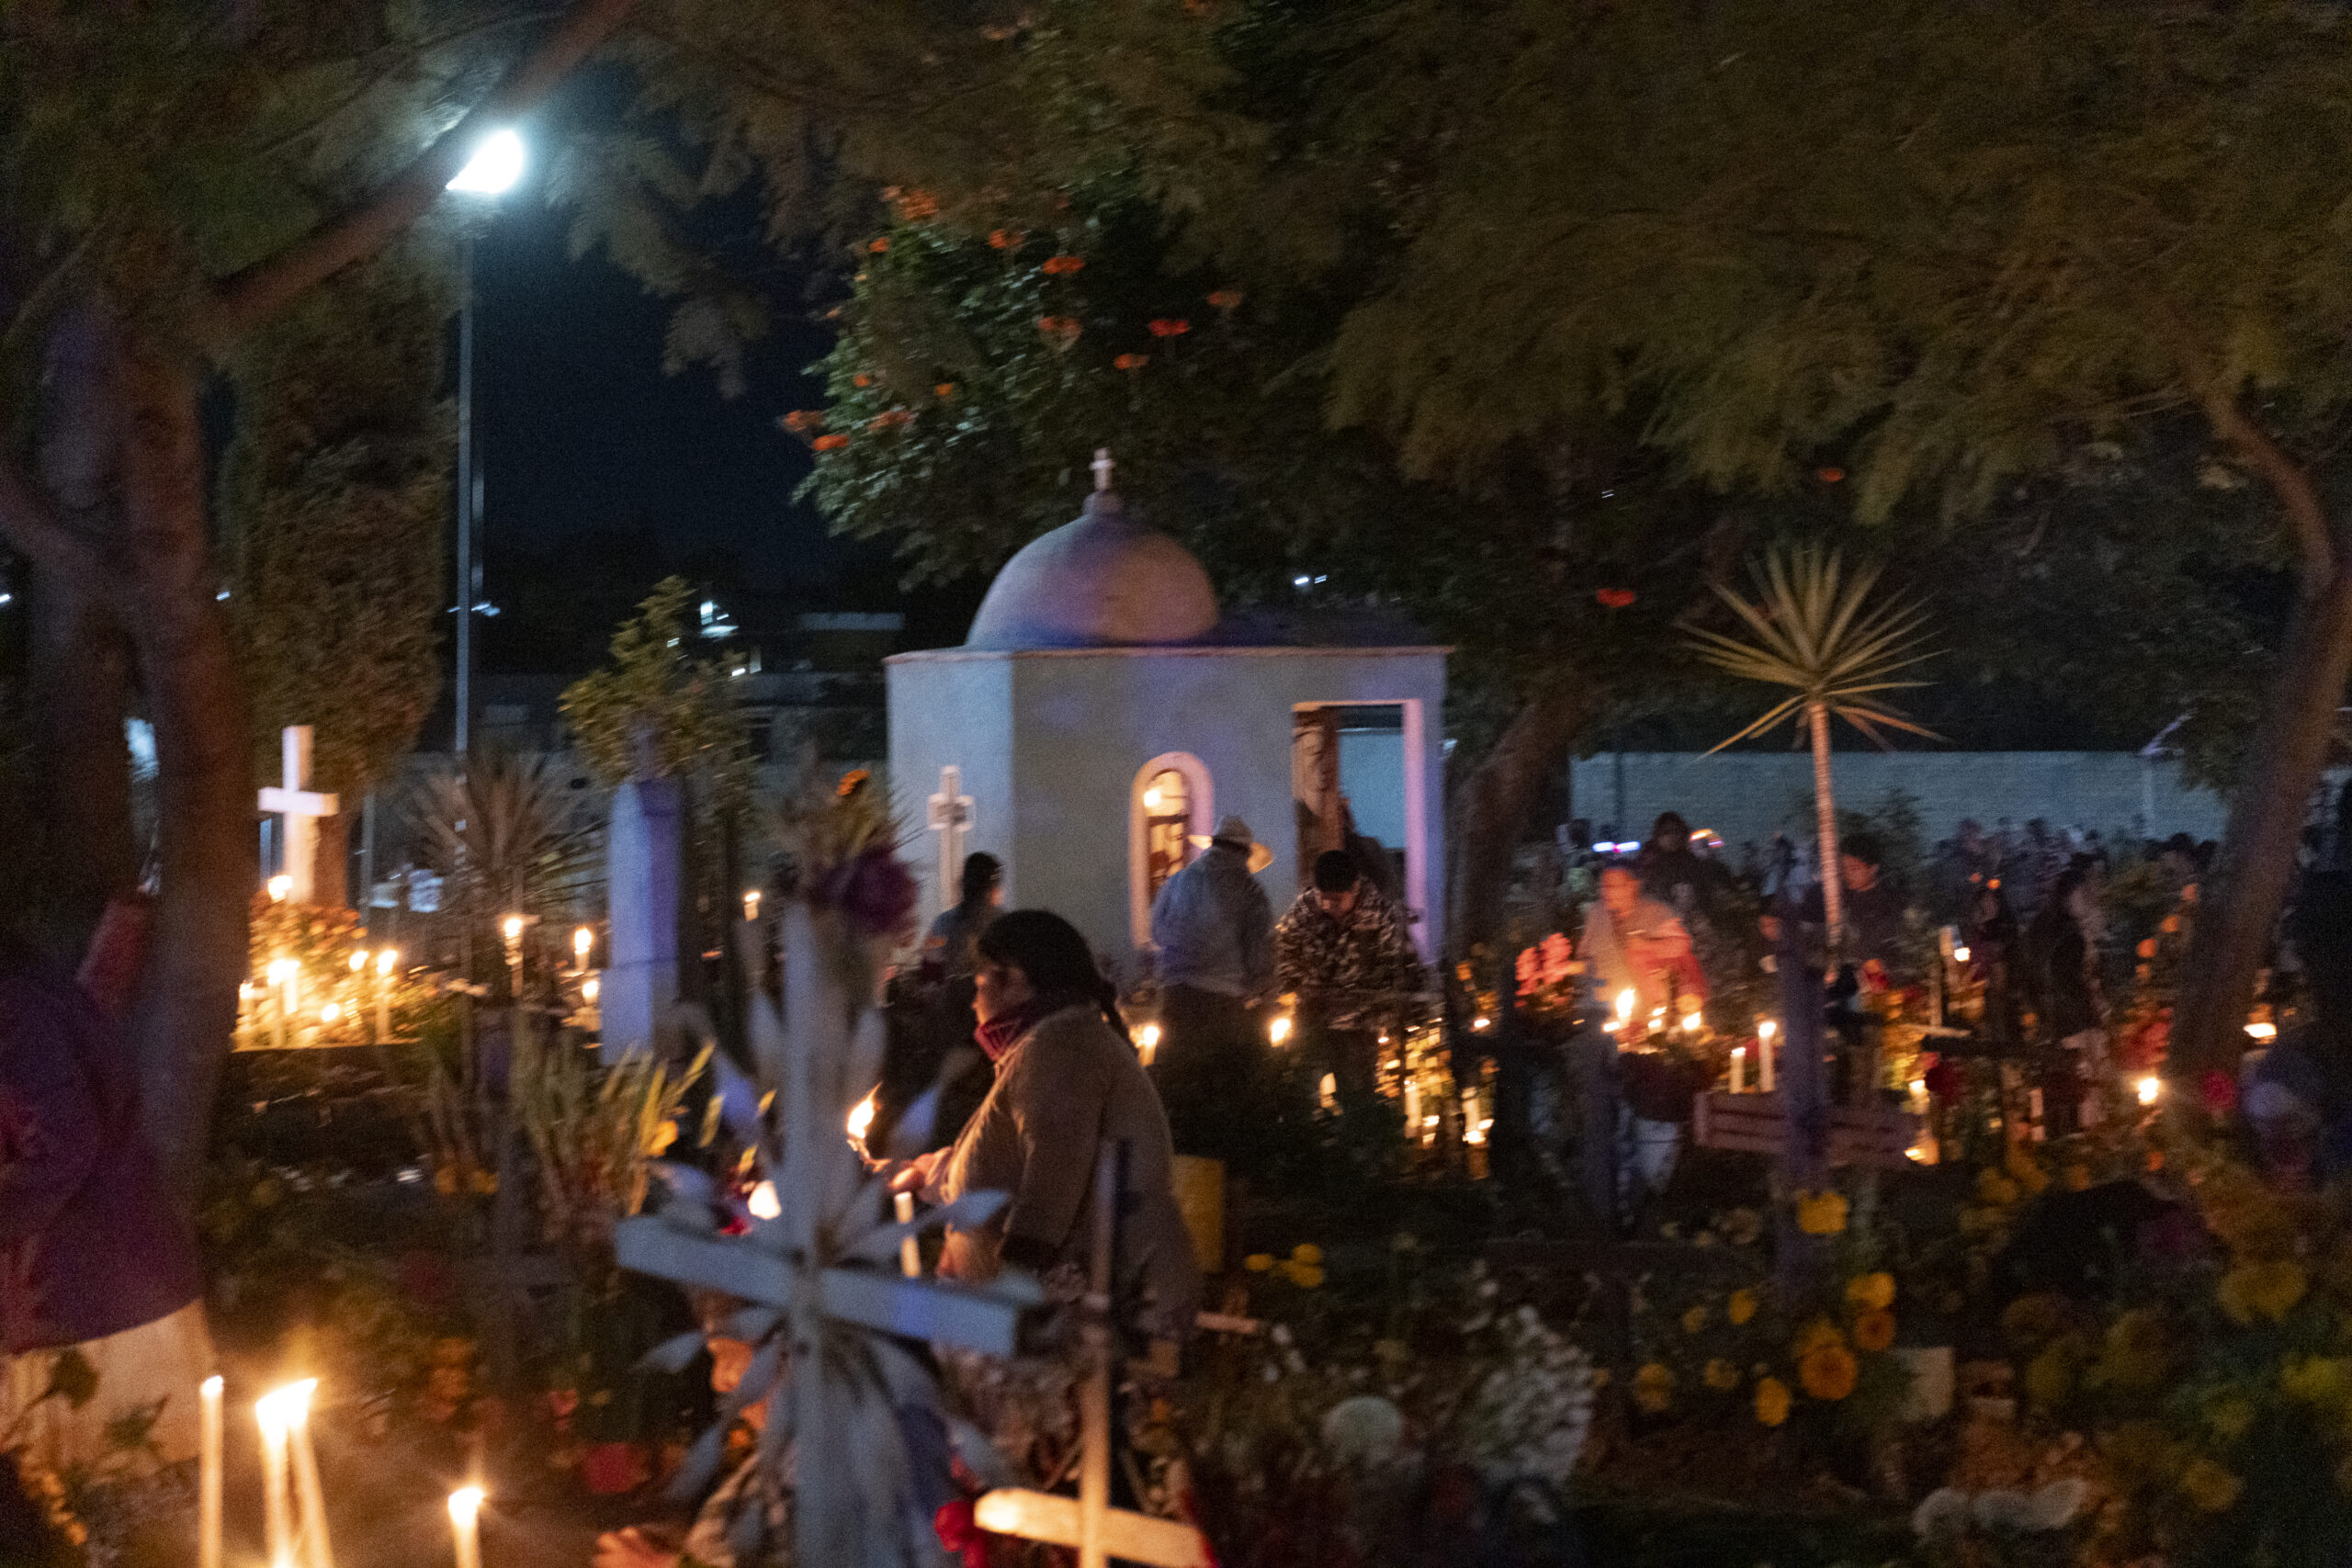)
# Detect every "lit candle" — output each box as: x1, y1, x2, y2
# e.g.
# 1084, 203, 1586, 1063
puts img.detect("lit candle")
267, 958, 298, 1051
279, 1380, 334, 1568
256, 1389, 293, 1568
1729, 1045, 1746, 1094
1758, 1021, 1777, 1092
895, 1190, 921, 1278
572, 926, 594, 971
1136, 1022, 1161, 1066
448, 1486, 484, 1568
199, 1375, 222, 1568
1404, 1077, 1421, 1135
